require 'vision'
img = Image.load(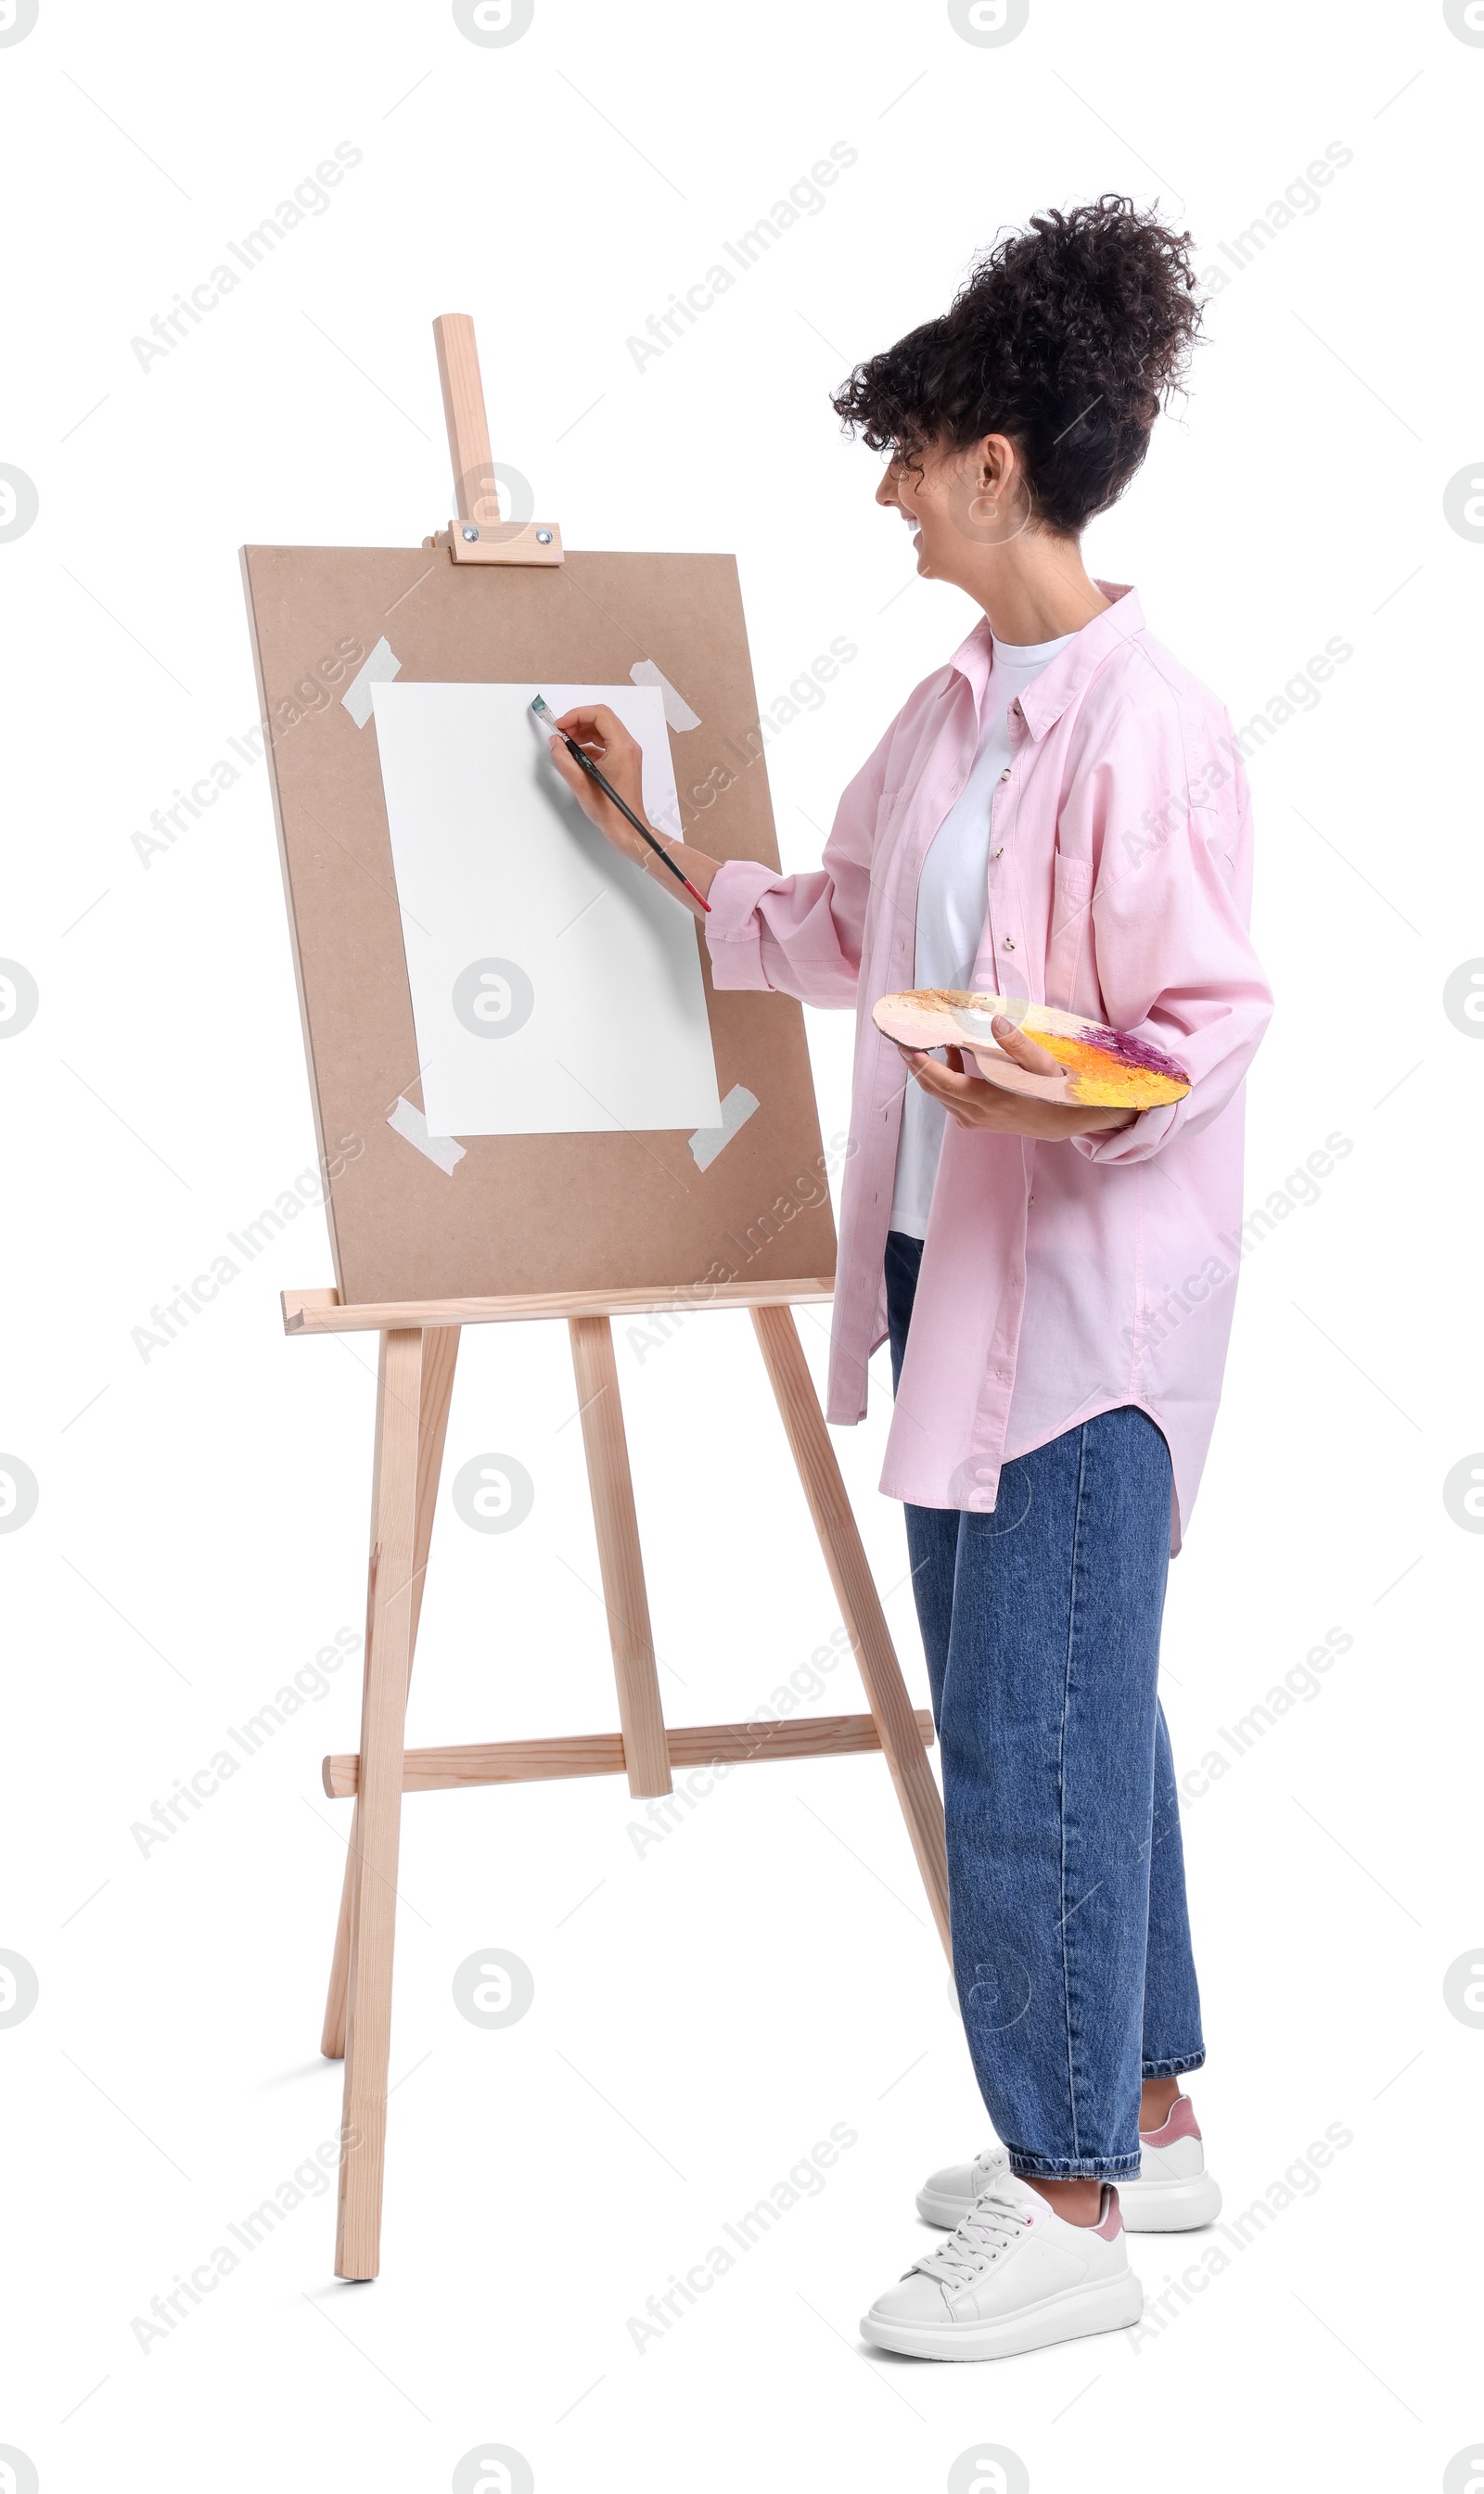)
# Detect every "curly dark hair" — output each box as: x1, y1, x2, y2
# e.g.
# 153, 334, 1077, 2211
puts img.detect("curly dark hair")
830, 197, 1202, 534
